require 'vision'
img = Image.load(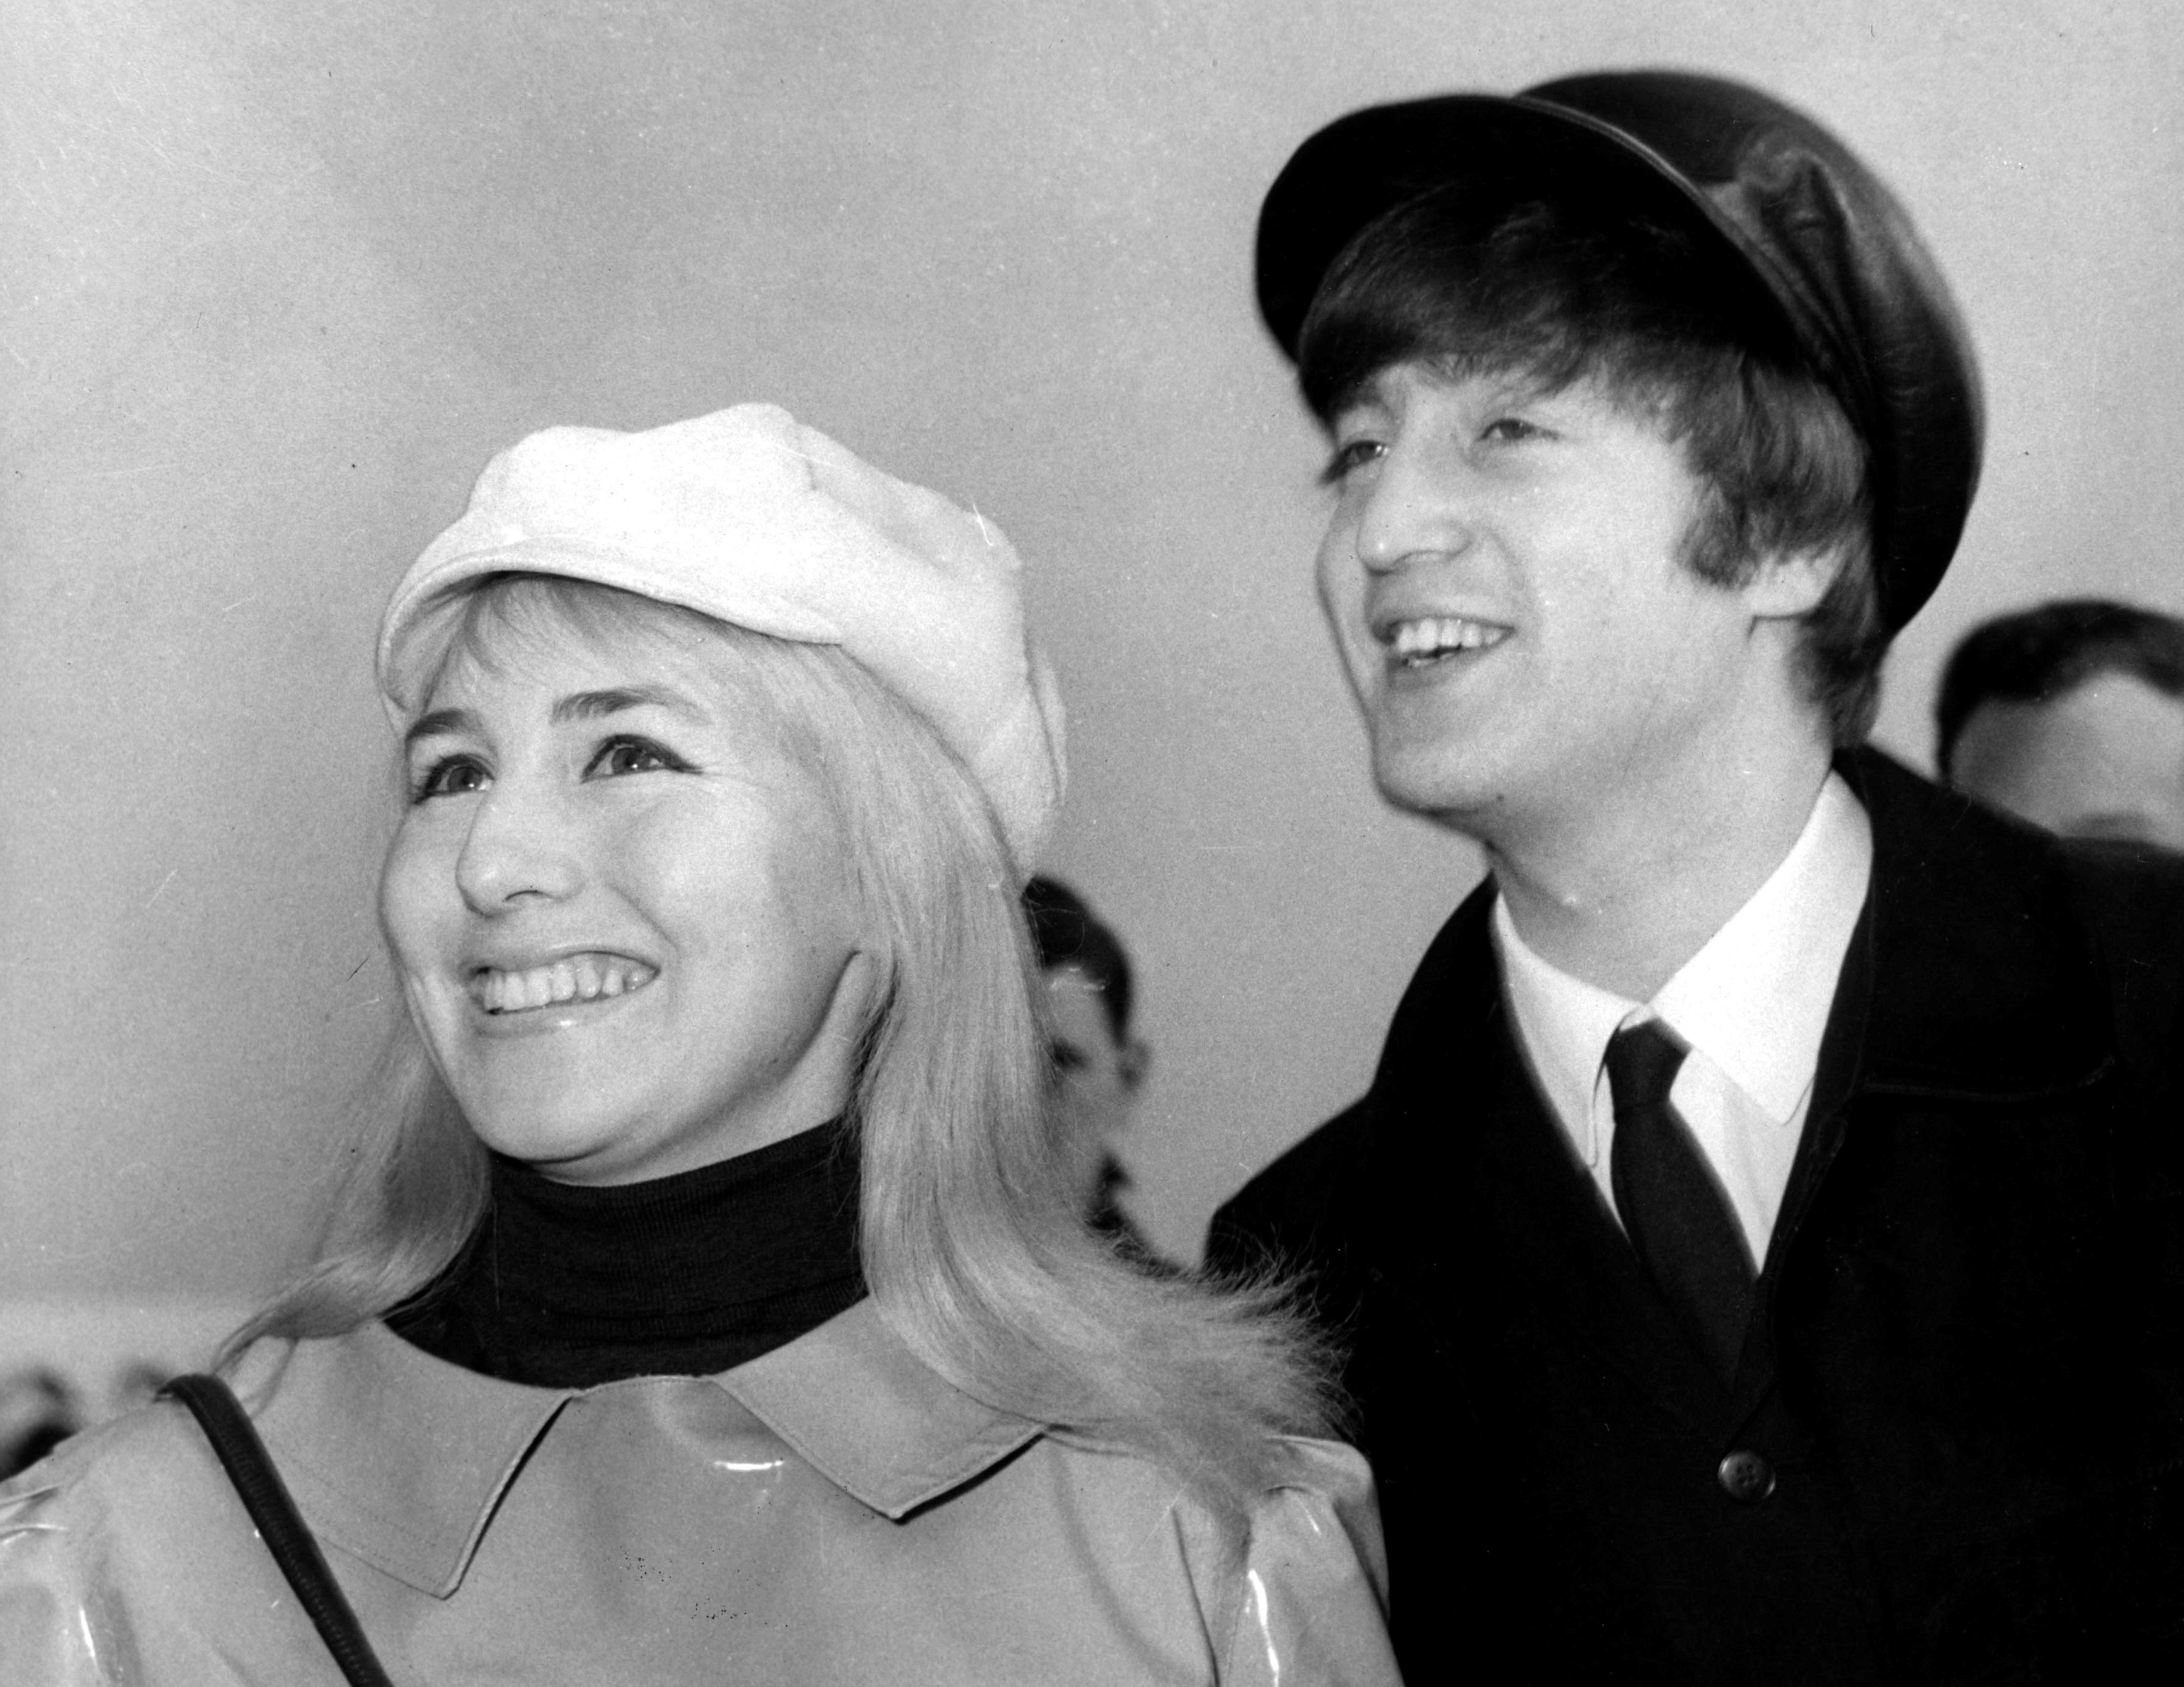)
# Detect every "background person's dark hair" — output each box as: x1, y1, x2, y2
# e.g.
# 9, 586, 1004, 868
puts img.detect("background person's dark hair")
1021, 875, 1134, 1041
1297, 185, 1884, 742
1934, 597, 2184, 779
